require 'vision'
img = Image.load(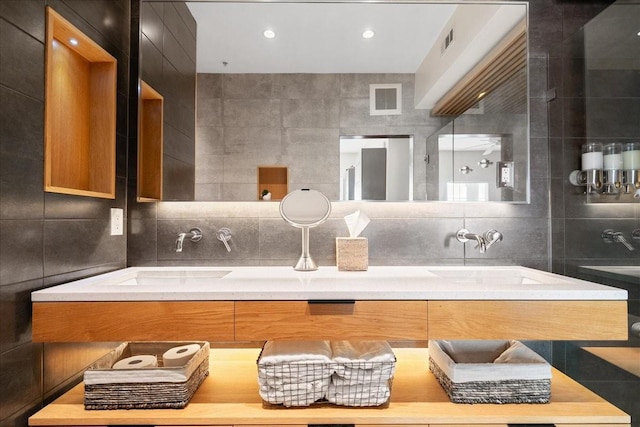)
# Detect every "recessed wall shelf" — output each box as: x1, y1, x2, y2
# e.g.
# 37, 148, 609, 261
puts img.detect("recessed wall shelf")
257, 166, 288, 200
137, 80, 164, 201
44, 7, 117, 199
